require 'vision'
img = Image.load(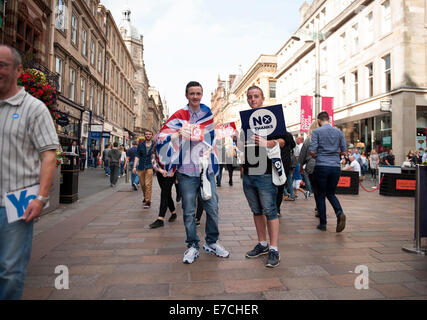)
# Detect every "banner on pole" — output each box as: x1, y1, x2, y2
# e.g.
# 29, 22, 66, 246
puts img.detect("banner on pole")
300, 96, 313, 133
215, 122, 237, 139
322, 97, 334, 126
